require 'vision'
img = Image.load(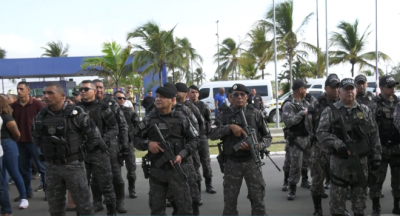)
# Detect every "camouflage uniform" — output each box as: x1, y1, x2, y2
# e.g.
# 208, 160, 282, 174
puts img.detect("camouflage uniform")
134, 106, 198, 215
316, 100, 381, 215
370, 94, 400, 212
356, 91, 377, 115
33, 104, 97, 216
210, 104, 272, 215
77, 99, 118, 214
282, 95, 311, 188
191, 100, 215, 190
